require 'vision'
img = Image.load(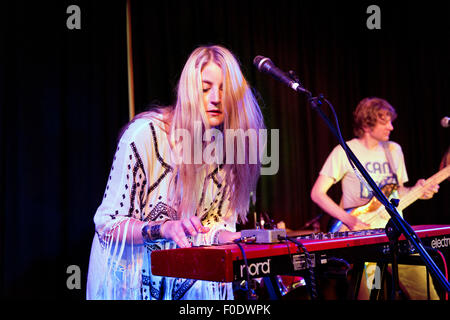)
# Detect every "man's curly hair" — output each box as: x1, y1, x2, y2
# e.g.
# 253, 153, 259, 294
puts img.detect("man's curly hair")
353, 97, 397, 138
